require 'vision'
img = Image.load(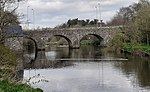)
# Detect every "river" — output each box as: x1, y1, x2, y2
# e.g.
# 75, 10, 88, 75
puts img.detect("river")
23, 46, 150, 92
